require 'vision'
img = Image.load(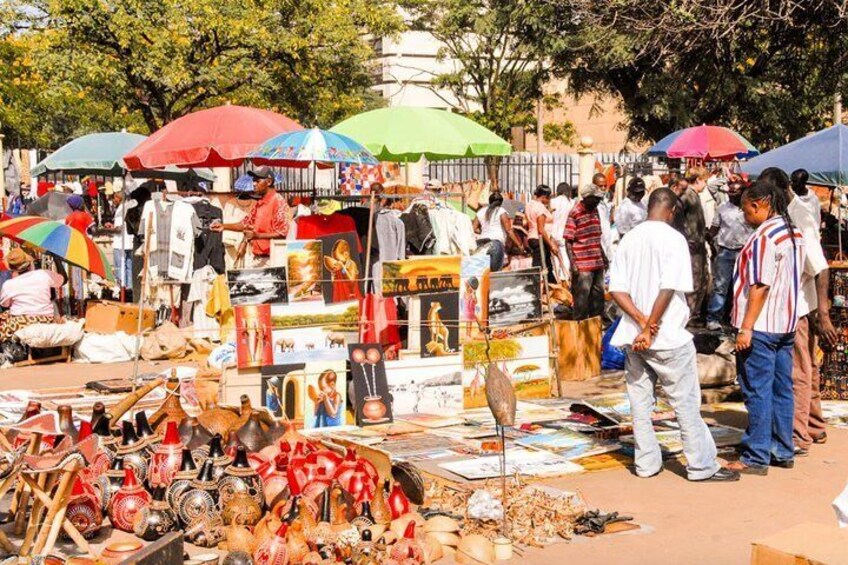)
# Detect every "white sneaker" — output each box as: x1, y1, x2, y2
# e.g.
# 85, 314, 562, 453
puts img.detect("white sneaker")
706, 321, 722, 331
